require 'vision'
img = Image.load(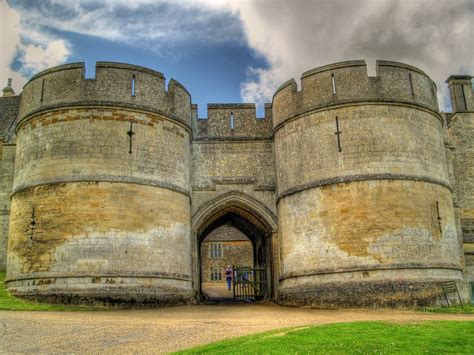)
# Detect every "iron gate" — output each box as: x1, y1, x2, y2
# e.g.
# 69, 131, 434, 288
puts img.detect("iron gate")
233, 266, 267, 302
